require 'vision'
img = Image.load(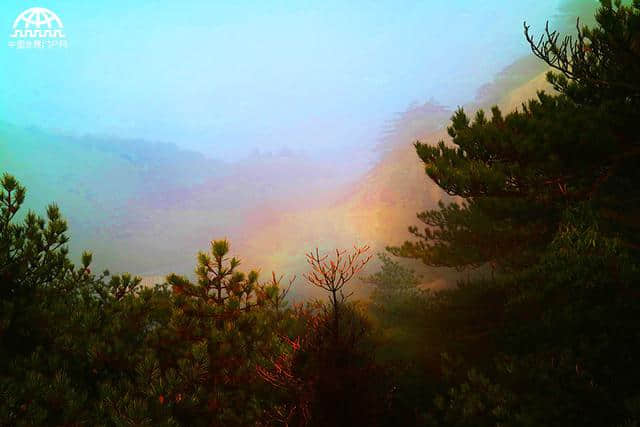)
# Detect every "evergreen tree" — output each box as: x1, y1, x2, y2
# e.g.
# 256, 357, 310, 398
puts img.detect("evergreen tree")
160, 240, 294, 426
390, 0, 640, 271
366, 253, 422, 325
0, 172, 174, 425
386, 1, 640, 425
0, 174, 296, 426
